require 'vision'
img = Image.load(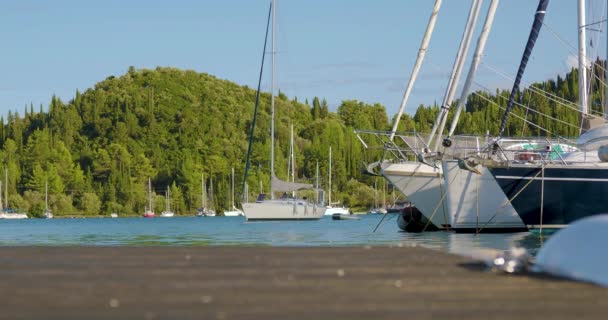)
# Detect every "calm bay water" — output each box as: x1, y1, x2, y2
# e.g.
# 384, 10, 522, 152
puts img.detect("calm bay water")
0, 215, 546, 255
